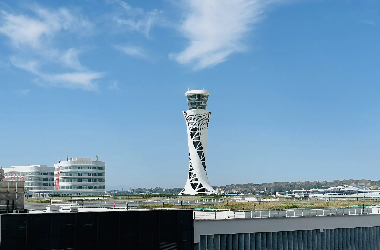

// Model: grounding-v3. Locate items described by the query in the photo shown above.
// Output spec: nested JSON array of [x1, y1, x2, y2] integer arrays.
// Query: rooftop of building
[[57, 155, 104, 164], [4, 165, 53, 172], [185, 89, 210, 96]]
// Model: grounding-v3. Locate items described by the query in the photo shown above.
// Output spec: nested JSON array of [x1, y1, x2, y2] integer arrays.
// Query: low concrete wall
[[195, 227, 380, 250], [194, 214, 380, 243]]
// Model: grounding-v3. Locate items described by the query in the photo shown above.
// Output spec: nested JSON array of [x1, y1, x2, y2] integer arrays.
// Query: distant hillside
[[107, 179, 380, 195], [214, 179, 380, 194]]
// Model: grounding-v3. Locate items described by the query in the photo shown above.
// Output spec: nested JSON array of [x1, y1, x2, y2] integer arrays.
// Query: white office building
[[3, 165, 55, 198], [54, 156, 105, 196], [179, 90, 216, 195]]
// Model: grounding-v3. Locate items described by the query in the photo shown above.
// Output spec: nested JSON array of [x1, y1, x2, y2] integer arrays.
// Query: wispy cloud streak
[[108, 80, 120, 90], [10, 57, 103, 91], [114, 45, 147, 59], [0, 6, 102, 91], [170, 0, 268, 70], [0, 8, 91, 49], [17, 89, 31, 96], [107, 0, 162, 38], [359, 20, 376, 26]]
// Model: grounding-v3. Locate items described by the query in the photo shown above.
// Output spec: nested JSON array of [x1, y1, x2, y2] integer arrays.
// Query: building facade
[[180, 90, 215, 195], [3, 165, 54, 198], [54, 156, 105, 196], [0, 168, 25, 211]]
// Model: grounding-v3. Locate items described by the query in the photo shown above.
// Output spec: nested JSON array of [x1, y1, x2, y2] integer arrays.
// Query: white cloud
[[10, 57, 40, 74], [360, 20, 376, 26], [114, 45, 146, 58], [0, 6, 102, 91], [59, 48, 86, 71], [170, 0, 268, 70], [11, 57, 102, 92], [34, 7, 93, 34], [0, 60, 10, 69], [17, 89, 31, 96], [108, 80, 120, 90], [0, 7, 91, 49], [108, 0, 162, 38], [0, 11, 50, 49], [44, 72, 103, 91]]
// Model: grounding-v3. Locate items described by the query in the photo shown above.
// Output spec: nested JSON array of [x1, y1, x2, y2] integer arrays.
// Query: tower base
[[179, 179, 216, 195]]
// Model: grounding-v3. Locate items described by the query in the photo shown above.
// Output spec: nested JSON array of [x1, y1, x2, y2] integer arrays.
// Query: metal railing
[[194, 207, 373, 220]]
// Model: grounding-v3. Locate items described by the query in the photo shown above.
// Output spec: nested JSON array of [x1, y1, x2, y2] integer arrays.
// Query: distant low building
[[3, 165, 54, 198], [288, 185, 380, 198], [54, 156, 105, 196]]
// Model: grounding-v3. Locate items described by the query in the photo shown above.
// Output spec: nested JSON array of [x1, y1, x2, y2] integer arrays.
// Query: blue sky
[[0, 0, 380, 189]]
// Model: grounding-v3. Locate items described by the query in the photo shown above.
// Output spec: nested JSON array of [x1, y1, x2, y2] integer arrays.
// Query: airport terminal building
[[54, 156, 105, 196], [2, 156, 106, 197], [3, 165, 54, 198]]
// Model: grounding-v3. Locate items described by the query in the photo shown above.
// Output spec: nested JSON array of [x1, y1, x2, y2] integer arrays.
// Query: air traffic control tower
[[179, 90, 216, 195]]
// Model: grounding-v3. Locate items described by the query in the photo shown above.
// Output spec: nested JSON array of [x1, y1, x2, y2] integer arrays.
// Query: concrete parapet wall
[[195, 227, 380, 250], [194, 214, 380, 243]]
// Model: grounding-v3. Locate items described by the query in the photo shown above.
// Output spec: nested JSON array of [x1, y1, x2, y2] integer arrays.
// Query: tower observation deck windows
[[186, 94, 209, 110]]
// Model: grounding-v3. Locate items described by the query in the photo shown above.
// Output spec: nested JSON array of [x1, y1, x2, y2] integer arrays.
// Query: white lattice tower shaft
[[179, 90, 215, 195]]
